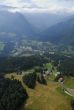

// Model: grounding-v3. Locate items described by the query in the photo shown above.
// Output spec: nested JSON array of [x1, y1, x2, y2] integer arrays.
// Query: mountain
[[0, 10, 73, 44], [24, 12, 71, 32], [0, 11, 35, 56], [0, 10, 34, 41], [39, 16, 74, 45]]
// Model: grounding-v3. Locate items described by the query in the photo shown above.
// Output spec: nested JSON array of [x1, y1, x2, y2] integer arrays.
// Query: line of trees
[[23, 69, 47, 89]]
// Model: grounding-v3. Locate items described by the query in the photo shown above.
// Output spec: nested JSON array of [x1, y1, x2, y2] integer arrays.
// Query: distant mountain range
[[0, 11, 34, 40], [0, 10, 74, 46], [24, 12, 70, 32], [39, 16, 74, 45]]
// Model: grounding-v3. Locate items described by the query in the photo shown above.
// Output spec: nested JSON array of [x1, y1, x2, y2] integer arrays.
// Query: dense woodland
[[0, 77, 28, 110], [0, 53, 74, 76], [0, 55, 48, 73]]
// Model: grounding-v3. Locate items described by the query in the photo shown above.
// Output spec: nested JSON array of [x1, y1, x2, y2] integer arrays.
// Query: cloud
[[0, 0, 74, 14]]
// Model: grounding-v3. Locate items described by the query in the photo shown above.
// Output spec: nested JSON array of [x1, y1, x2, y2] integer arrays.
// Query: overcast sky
[[0, 0, 74, 13]]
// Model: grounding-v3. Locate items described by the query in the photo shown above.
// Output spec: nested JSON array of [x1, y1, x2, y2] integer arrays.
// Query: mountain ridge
[[38, 16, 74, 45]]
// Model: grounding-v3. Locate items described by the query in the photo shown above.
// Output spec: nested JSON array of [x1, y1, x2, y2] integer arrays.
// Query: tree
[[37, 74, 47, 85], [23, 72, 37, 89], [71, 99, 74, 110]]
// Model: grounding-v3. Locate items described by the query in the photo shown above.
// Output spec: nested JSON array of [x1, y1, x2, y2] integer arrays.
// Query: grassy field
[[44, 63, 52, 70], [64, 77, 74, 89], [5, 73, 72, 110], [24, 82, 72, 110]]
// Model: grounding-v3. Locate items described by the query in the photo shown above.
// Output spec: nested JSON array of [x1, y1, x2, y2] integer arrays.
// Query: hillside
[[0, 11, 34, 39], [39, 16, 74, 45], [24, 12, 69, 32], [5, 72, 73, 110], [1, 52, 74, 110]]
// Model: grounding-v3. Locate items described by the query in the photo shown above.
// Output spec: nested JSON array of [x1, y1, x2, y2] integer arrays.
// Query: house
[[58, 77, 64, 83]]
